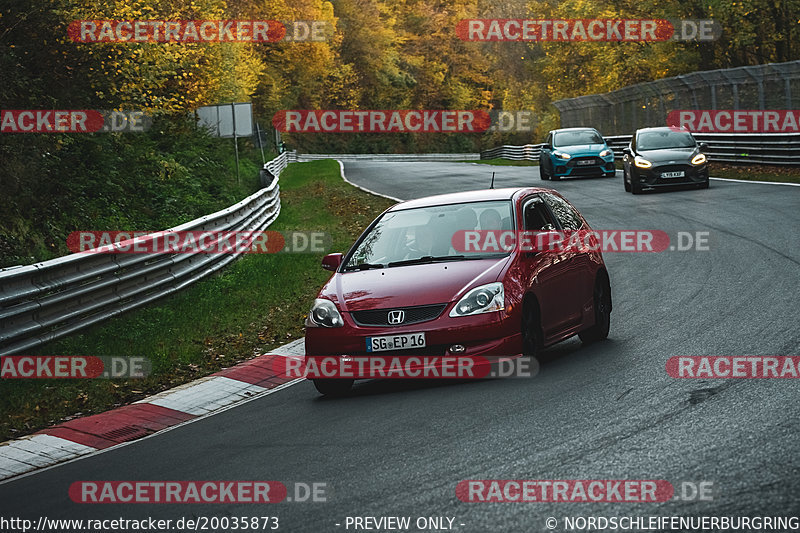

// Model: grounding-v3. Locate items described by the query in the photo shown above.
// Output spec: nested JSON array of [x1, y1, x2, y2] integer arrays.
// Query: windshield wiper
[[342, 262, 385, 271], [387, 255, 468, 267]]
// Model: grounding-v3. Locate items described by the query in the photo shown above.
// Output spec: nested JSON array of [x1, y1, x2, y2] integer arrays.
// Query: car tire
[[630, 175, 642, 195], [522, 299, 543, 359], [313, 378, 354, 397], [578, 275, 612, 344], [623, 169, 631, 192], [539, 163, 549, 180]]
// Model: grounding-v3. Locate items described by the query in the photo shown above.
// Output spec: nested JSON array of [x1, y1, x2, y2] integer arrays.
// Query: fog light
[[449, 344, 466, 354]]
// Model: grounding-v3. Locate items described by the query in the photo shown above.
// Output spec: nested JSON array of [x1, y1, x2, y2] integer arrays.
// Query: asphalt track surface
[[1, 162, 799, 532]]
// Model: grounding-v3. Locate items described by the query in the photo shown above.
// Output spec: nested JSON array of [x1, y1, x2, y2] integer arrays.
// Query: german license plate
[[577, 159, 594, 166], [366, 332, 426, 352], [662, 171, 684, 178]]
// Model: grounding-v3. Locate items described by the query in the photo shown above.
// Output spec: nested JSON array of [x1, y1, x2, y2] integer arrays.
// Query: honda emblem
[[388, 310, 405, 324]]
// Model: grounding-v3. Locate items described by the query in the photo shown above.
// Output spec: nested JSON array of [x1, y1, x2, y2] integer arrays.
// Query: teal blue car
[[539, 128, 615, 181]]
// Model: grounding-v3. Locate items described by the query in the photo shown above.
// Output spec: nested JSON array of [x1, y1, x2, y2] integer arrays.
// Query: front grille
[[570, 166, 605, 176], [652, 164, 693, 184], [568, 156, 601, 168], [351, 304, 448, 327], [654, 163, 690, 173]]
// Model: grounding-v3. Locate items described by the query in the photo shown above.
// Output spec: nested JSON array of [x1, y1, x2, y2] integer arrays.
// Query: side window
[[523, 196, 556, 231], [542, 193, 583, 230], [545, 132, 552, 147], [631, 134, 637, 151]]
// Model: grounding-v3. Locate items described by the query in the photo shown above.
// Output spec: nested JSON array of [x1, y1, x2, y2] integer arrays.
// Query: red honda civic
[[304, 187, 612, 396]]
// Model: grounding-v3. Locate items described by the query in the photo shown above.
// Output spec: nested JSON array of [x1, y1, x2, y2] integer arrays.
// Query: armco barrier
[[297, 153, 480, 162], [0, 151, 295, 356], [481, 134, 800, 165]]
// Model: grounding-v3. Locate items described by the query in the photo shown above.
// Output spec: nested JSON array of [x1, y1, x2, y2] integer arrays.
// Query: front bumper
[[553, 156, 615, 177], [631, 163, 709, 188], [305, 306, 522, 360]]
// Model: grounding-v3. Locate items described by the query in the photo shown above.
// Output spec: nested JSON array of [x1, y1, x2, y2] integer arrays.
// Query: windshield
[[342, 200, 513, 270], [637, 130, 697, 150], [553, 130, 603, 147]]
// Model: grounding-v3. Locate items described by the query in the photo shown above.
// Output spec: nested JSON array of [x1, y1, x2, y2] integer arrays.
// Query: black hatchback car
[[622, 127, 709, 194]]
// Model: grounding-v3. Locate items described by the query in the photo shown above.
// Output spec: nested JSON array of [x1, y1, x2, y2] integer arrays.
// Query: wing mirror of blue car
[[321, 253, 343, 271], [542, 143, 551, 150]]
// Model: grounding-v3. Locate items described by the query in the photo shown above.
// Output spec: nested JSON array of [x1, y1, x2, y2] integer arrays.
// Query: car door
[[541, 192, 594, 331], [540, 131, 553, 172], [518, 194, 575, 339]]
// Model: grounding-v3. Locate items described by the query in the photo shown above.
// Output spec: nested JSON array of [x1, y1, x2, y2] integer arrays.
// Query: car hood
[[638, 147, 697, 163], [554, 143, 607, 155], [322, 257, 512, 312]]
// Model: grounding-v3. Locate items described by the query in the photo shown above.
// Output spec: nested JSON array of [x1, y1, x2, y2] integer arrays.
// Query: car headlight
[[553, 150, 571, 160], [634, 156, 652, 169], [691, 153, 707, 165], [306, 298, 344, 327], [599, 149, 612, 157], [449, 282, 504, 317]]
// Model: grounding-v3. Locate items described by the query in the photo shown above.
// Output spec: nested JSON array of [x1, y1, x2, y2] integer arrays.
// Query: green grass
[[615, 159, 800, 183], [0, 160, 395, 441], [0, 120, 270, 268], [460, 158, 539, 166], [709, 163, 800, 184]]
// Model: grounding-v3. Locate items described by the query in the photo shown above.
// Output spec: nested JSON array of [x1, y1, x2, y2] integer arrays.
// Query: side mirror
[[321, 253, 343, 271], [622, 147, 632, 156], [699, 142, 709, 152], [524, 226, 558, 258], [542, 143, 551, 150]]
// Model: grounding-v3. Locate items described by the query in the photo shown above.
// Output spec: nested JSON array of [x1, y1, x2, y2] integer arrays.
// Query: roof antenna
[[490, 171, 495, 189]]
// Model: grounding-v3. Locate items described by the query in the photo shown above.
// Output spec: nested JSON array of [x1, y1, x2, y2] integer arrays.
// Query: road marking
[[0, 378, 303, 485], [710, 176, 800, 186], [335, 160, 403, 202]]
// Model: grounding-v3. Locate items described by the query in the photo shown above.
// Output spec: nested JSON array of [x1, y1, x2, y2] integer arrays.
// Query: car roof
[[550, 127, 599, 133], [636, 126, 689, 133], [389, 187, 551, 211]]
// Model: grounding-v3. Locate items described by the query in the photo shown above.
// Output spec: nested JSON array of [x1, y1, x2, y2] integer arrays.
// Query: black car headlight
[[306, 298, 344, 327], [449, 282, 504, 317]]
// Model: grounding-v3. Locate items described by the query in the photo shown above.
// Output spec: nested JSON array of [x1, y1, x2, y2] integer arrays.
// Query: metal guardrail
[[481, 134, 800, 165], [297, 153, 480, 162], [604, 134, 800, 165], [0, 152, 295, 356], [481, 144, 544, 161]]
